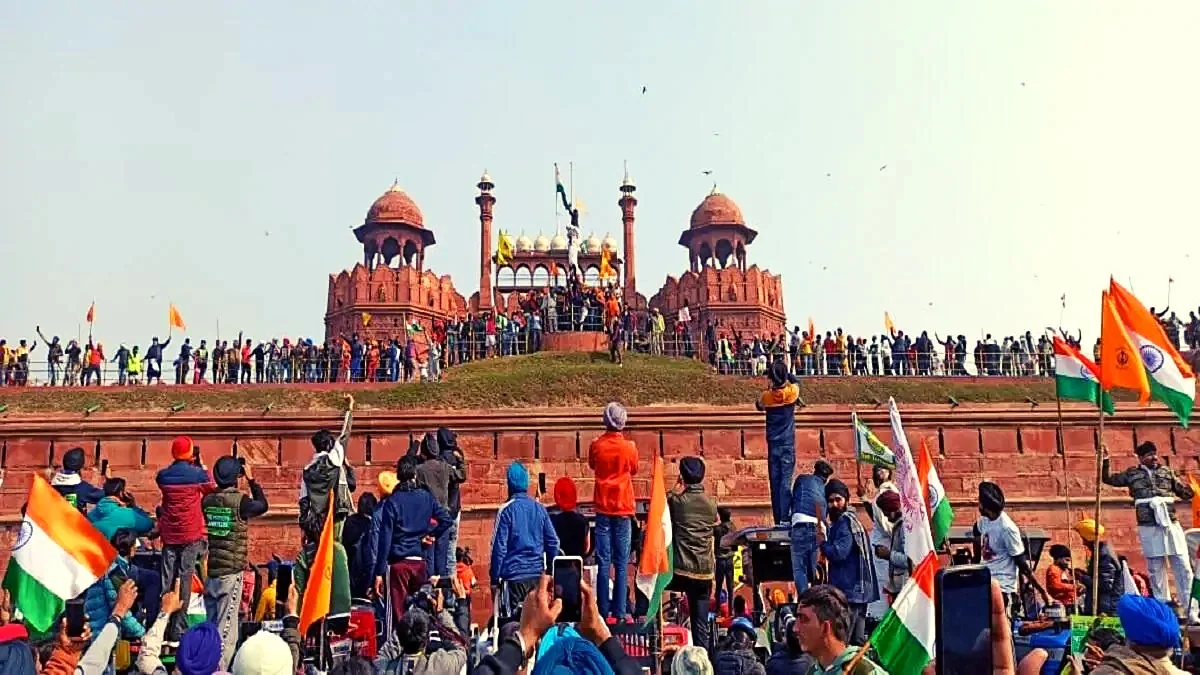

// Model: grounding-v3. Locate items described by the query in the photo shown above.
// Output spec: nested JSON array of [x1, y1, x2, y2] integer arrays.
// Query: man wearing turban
[[1102, 441, 1195, 611], [871, 489, 910, 599], [971, 481, 1048, 617], [819, 478, 878, 645], [1091, 595, 1187, 673], [1073, 519, 1124, 616]]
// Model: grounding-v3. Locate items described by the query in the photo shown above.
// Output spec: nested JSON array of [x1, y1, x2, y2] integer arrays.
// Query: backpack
[[298, 457, 352, 538]]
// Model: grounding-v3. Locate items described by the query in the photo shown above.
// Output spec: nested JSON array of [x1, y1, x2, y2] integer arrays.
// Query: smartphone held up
[[935, 565, 993, 675]]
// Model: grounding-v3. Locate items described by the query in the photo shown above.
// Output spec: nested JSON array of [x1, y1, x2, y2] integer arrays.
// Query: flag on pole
[[807, 317, 815, 340], [168, 304, 187, 331], [2, 475, 117, 633], [1108, 279, 1196, 426], [497, 231, 514, 265], [871, 555, 938, 675], [1099, 291, 1150, 401], [361, 312, 372, 327], [86, 303, 95, 324], [299, 497, 335, 636], [869, 398, 938, 675], [407, 321, 423, 334], [917, 438, 953, 548], [635, 457, 674, 626], [853, 413, 895, 468], [555, 164, 570, 212], [884, 312, 896, 334], [1053, 336, 1115, 414]]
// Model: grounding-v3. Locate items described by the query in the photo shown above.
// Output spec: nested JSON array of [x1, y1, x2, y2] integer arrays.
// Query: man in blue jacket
[[755, 361, 800, 526], [374, 456, 452, 625], [51, 447, 105, 513], [490, 462, 559, 617], [789, 460, 833, 594], [820, 478, 878, 646]]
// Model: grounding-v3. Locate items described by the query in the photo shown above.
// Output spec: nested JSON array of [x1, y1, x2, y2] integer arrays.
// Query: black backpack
[[298, 458, 352, 538]]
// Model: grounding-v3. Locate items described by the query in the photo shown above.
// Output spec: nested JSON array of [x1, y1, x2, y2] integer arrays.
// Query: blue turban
[[176, 621, 222, 675], [506, 462, 529, 494], [531, 636, 614, 675], [603, 402, 627, 431], [1117, 594, 1179, 648]]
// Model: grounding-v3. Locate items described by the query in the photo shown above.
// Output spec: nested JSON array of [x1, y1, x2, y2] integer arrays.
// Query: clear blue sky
[[3, 1, 1198, 350]]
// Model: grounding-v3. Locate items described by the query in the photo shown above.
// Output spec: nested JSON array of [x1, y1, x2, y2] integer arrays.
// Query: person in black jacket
[[51, 447, 105, 513], [437, 427, 467, 568], [475, 575, 642, 675], [1073, 518, 1123, 616], [144, 336, 170, 385]]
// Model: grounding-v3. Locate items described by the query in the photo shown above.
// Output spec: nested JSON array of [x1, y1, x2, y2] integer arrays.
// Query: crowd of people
[[4, 297, 1197, 388]]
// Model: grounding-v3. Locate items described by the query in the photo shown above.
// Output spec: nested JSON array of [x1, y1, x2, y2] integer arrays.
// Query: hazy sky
[[3, 2, 1199, 350]]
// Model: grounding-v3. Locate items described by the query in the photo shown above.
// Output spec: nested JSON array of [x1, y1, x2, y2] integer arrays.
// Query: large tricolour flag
[[635, 457, 673, 625], [2, 475, 116, 633], [1108, 279, 1196, 427], [871, 399, 937, 675], [1053, 336, 1115, 414]]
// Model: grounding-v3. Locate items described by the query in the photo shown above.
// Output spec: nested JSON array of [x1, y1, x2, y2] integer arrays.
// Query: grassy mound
[[0, 353, 1070, 413]]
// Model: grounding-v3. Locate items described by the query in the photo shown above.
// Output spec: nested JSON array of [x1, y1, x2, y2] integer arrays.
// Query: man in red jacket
[[587, 402, 638, 620], [155, 435, 215, 643]]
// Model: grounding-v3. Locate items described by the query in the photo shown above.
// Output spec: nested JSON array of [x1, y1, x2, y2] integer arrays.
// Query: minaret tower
[[619, 163, 638, 305], [476, 171, 496, 312]]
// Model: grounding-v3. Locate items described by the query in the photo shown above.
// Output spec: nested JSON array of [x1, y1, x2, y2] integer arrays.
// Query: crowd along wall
[[0, 403, 1197, 621]]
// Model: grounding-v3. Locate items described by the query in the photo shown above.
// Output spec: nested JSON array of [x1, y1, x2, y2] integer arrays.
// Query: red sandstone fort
[[324, 171, 786, 346]]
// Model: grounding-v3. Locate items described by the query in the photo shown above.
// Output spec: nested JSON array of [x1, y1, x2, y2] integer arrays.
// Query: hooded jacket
[[551, 478, 588, 557], [489, 478, 559, 584], [437, 428, 467, 517], [668, 484, 718, 580], [50, 471, 105, 513], [83, 556, 147, 640], [87, 496, 155, 542]]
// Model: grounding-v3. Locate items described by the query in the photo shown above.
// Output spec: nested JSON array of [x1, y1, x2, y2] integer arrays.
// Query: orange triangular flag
[[168, 304, 187, 331], [1187, 473, 1200, 528], [1099, 291, 1149, 402], [299, 497, 334, 635], [86, 303, 96, 324]]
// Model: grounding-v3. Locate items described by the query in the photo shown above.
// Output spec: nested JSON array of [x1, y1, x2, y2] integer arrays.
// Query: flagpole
[[852, 407, 864, 493], [1091, 405, 1104, 611], [1055, 392, 1081, 615]]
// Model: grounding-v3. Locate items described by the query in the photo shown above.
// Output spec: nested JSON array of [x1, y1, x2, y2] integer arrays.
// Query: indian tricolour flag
[[2, 475, 116, 633], [917, 438, 953, 549], [635, 457, 673, 626], [1109, 279, 1196, 427], [871, 398, 938, 675], [1053, 336, 1115, 414]]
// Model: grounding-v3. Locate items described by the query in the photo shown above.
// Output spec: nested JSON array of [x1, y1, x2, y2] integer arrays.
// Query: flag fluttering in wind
[[917, 437, 952, 549], [807, 317, 815, 340], [168, 304, 187, 331], [496, 231, 514, 265], [870, 398, 938, 675], [555, 163, 570, 212], [853, 413, 895, 469], [1108, 279, 1195, 426], [299, 498, 335, 635], [1099, 290, 1150, 401], [884, 311, 896, 334], [1188, 473, 1200, 527], [361, 312, 372, 327], [2, 475, 117, 633], [1053, 336, 1115, 414], [635, 457, 674, 626], [86, 303, 95, 324], [599, 246, 616, 280]]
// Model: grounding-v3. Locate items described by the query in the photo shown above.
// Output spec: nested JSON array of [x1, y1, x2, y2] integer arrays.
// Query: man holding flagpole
[[1103, 441, 1195, 612]]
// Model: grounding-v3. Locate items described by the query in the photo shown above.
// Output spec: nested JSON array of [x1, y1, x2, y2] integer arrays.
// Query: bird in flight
[[701, 170, 713, 176], [641, 86, 647, 94], [826, 173, 831, 177], [879, 165, 887, 171]]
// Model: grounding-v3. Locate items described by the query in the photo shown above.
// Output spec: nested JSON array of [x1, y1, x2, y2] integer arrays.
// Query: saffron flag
[[86, 303, 95, 324], [807, 318, 815, 340], [1108, 279, 1196, 426], [496, 231, 514, 265], [917, 438, 953, 549], [599, 246, 616, 280], [361, 312, 372, 327], [299, 497, 335, 636], [168, 304, 187, 331], [1053, 336, 1115, 414], [871, 555, 938, 675], [1189, 473, 1200, 528], [885, 311, 896, 334], [635, 457, 674, 626], [2, 475, 117, 633], [853, 412, 895, 469], [1099, 291, 1149, 401]]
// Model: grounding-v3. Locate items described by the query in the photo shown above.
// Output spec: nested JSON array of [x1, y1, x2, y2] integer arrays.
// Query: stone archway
[[402, 240, 420, 267], [715, 239, 734, 269], [381, 237, 401, 268], [697, 242, 713, 268]]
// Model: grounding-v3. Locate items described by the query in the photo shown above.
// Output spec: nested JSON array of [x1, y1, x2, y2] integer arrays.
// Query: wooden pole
[[1091, 407, 1105, 610], [1055, 394, 1081, 615]]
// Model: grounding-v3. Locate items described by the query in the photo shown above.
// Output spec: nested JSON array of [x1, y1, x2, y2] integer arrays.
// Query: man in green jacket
[[666, 456, 718, 653]]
